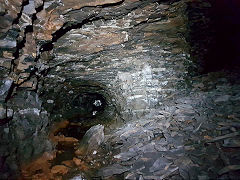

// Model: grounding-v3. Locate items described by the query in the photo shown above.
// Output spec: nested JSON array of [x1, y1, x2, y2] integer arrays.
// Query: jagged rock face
[[50, 1, 189, 120], [0, 0, 195, 178], [1, 0, 240, 179]]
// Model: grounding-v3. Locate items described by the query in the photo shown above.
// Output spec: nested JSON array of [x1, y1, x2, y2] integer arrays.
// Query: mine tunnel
[[0, 0, 240, 179]]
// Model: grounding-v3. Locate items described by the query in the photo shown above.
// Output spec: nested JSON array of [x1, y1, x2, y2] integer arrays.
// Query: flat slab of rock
[[97, 164, 130, 177]]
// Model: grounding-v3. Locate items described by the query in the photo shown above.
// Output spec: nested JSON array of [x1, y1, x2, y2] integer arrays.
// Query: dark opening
[[186, 0, 240, 74], [70, 92, 106, 121]]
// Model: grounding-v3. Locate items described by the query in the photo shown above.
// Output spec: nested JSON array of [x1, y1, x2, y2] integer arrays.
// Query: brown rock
[[21, 152, 56, 179], [56, 29, 126, 55], [35, 9, 64, 41], [0, 58, 12, 69], [72, 157, 90, 171], [73, 157, 82, 166], [23, 33, 37, 57], [75, 148, 85, 156], [0, 0, 24, 32], [49, 120, 70, 143], [19, 78, 37, 89], [3, 51, 14, 59], [60, 0, 122, 12], [16, 55, 34, 72], [54, 136, 79, 147], [51, 165, 69, 175], [61, 160, 75, 168]]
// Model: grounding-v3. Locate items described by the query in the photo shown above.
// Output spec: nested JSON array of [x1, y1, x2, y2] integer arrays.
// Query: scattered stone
[[218, 165, 240, 175], [98, 164, 130, 177], [207, 132, 240, 143], [61, 160, 74, 168], [214, 95, 231, 103], [0, 58, 12, 69], [0, 78, 13, 100], [1, 0, 240, 179], [51, 165, 69, 175], [114, 151, 138, 161], [149, 157, 172, 173], [73, 157, 82, 166], [54, 136, 79, 147], [70, 174, 84, 180]]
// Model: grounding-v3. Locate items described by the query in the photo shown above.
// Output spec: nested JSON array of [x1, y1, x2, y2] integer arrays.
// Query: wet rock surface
[[0, 0, 240, 179]]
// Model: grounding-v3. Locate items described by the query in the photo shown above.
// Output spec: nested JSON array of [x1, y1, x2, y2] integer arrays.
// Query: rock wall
[[51, 1, 189, 120], [0, 0, 217, 178]]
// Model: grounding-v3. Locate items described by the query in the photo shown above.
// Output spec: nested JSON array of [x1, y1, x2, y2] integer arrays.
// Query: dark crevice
[[32, 2, 44, 22], [0, 116, 13, 126], [11, 24, 34, 74], [4, 83, 15, 103], [156, 0, 181, 4], [97, 0, 124, 8], [12, 0, 29, 25], [11, 0, 44, 76], [39, 16, 101, 52], [25, 25, 33, 33]]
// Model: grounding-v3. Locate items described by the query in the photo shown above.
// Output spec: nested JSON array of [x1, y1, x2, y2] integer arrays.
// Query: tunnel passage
[[52, 92, 107, 140], [35, 79, 120, 178], [41, 79, 118, 132], [71, 92, 106, 120]]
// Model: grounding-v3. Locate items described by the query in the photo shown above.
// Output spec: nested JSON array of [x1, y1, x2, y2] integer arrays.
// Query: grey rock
[[198, 174, 210, 180], [23, 0, 36, 15], [223, 138, 240, 148], [149, 157, 172, 173], [154, 145, 168, 152], [98, 164, 130, 177], [114, 151, 138, 161], [0, 39, 16, 48], [70, 174, 84, 180], [80, 124, 104, 154], [124, 172, 138, 179], [0, 3, 5, 15], [0, 106, 13, 119], [139, 143, 156, 153], [154, 166, 179, 178], [214, 95, 230, 103], [0, 107, 6, 119], [0, 79, 13, 100], [0, 58, 12, 69]]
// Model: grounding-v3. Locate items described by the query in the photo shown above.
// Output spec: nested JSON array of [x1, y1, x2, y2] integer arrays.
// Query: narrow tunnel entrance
[[53, 92, 107, 140], [71, 93, 106, 121], [30, 80, 119, 179]]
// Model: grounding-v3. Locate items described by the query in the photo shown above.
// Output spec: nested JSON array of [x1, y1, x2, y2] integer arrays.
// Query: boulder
[[75, 124, 104, 155]]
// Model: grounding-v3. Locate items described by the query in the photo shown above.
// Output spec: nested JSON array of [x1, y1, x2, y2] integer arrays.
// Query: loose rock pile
[[0, 0, 240, 179], [97, 72, 240, 179]]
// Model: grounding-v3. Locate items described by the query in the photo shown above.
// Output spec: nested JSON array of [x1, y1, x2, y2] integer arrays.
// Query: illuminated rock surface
[[0, 0, 240, 179]]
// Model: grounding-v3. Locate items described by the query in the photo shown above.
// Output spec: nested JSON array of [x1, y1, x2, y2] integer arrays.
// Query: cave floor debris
[[99, 73, 240, 180], [1, 0, 240, 179], [20, 72, 240, 180]]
